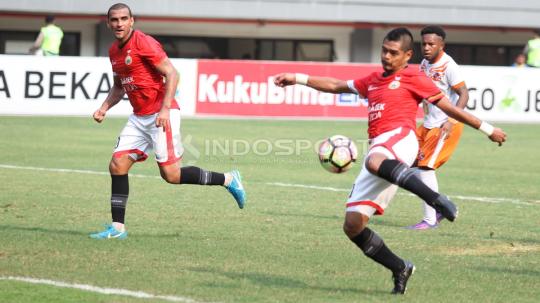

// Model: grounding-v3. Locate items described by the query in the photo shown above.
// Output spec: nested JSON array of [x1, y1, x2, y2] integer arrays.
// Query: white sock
[[112, 222, 125, 232], [418, 169, 439, 225], [224, 172, 232, 187]]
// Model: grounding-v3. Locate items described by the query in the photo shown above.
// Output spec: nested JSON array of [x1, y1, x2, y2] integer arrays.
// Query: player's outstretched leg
[[178, 166, 246, 209], [377, 159, 458, 221]]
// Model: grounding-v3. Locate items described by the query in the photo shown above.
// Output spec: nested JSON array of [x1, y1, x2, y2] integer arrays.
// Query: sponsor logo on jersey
[[368, 103, 385, 122], [121, 76, 134, 85]]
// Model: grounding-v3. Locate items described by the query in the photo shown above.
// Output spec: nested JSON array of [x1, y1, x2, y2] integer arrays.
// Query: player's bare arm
[[93, 76, 124, 123], [453, 85, 469, 109], [273, 73, 353, 94], [154, 58, 179, 130], [435, 97, 507, 145], [441, 84, 469, 136]]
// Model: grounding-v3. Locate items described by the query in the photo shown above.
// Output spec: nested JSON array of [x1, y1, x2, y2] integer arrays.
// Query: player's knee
[[160, 173, 176, 184], [160, 170, 179, 184], [365, 154, 384, 174], [109, 159, 122, 175], [343, 219, 366, 239]]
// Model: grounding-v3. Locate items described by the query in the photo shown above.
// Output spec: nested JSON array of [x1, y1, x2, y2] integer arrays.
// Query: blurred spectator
[[29, 15, 64, 56], [512, 53, 527, 68], [523, 29, 540, 67]]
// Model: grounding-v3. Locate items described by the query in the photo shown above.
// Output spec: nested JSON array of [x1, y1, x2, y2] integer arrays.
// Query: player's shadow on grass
[[0, 225, 181, 239], [185, 266, 389, 295], [0, 225, 89, 236]]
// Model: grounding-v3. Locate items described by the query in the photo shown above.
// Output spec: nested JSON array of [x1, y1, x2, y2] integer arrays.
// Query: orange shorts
[[416, 122, 463, 169]]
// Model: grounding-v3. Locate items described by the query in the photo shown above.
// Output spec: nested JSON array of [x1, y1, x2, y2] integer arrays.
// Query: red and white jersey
[[348, 67, 444, 139], [109, 30, 179, 115], [420, 52, 465, 128]]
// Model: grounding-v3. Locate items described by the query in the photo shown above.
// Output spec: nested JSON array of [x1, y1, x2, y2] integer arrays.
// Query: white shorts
[[346, 127, 418, 217], [113, 109, 184, 166]]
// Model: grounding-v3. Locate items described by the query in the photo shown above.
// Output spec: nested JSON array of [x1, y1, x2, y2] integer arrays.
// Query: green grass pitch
[[1, 116, 539, 303]]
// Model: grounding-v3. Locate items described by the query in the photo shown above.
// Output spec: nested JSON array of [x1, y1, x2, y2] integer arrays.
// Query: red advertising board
[[196, 60, 385, 118]]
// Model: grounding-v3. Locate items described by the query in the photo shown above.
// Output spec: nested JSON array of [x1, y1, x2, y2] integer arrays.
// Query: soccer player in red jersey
[[274, 28, 506, 294], [90, 3, 245, 240]]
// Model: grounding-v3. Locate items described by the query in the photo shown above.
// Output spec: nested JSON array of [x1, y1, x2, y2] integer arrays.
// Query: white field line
[[266, 182, 537, 206], [0, 276, 212, 303], [0, 164, 161, 179], [1, 164, 537, 206]]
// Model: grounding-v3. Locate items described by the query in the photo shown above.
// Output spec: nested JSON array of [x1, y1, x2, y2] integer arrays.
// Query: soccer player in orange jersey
[[406, 25, 469, 230]]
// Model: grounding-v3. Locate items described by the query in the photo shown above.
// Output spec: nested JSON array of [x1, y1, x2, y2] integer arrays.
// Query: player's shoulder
[[133, 30, 160, 46], [402, 66, 426, 78], [108, 40, 119, 57], [441, 52, 460, 67], [356, 71, 381, 84]]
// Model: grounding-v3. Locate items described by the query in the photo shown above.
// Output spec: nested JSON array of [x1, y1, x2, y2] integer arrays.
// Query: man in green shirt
[[524, 29, 540, 67], [30, 15, 64, 56]]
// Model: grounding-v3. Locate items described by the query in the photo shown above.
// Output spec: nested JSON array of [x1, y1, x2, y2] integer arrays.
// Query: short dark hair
[[384, 27, 414, 51], [421, 25, 446, 40], [45, 15, 55, 24], [107, 3, 133, 19]]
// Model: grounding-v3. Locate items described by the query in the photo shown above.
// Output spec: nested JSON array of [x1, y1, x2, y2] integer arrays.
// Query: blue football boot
[[89, 224, 128, 240], [226, 170, 246, 209]]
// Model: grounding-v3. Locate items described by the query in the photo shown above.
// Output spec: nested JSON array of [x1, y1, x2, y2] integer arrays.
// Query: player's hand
[[489, 128, 507, 146], [93, 108, 107, 123], [156, 107, 170, 131], [273, 73, 296, 87], [440, 121, 454, 139]]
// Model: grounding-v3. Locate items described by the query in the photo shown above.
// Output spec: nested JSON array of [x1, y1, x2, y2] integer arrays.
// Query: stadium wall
[[0, 14, 533, 63], [1, 55, 539, 122]]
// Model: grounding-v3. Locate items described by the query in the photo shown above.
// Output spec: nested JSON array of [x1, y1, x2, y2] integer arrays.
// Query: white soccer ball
[[318, 135, 358, 173]]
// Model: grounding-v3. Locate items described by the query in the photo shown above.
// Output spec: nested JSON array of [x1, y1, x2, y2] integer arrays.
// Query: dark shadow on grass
[[484, 235, 540, 245], [0, 225, 181, 239], [185, 266, 389, 295], [0, 224, 89, 236]]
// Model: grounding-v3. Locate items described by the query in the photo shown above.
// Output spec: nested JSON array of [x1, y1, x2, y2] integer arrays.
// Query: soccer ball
[[318, 135, 358, 173]]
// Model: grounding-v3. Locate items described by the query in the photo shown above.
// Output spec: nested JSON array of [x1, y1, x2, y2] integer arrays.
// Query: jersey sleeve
[[349, 76, 369, 97], [137, 34, 168, 67], [446, 60, 466, 90], [411, 74, 444, 104]]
